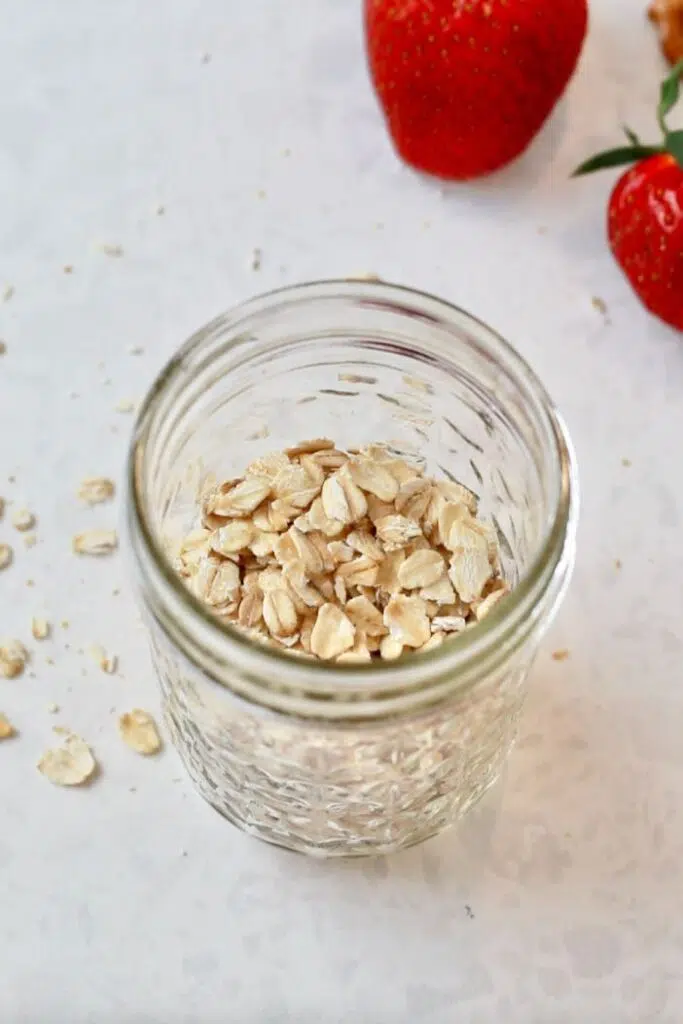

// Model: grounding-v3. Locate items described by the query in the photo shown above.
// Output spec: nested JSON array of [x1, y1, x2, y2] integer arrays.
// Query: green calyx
[[573, 59, 683, 176]]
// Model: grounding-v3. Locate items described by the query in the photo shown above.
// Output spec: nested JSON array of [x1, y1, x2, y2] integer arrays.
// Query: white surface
[[1, 1, 683, 1020]]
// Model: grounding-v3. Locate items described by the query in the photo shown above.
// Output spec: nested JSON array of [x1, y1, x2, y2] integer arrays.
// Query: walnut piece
[[649, 0, 683, 67]]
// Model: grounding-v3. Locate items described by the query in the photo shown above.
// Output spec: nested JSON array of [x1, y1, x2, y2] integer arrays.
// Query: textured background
[[1, 0, 682, 1020]]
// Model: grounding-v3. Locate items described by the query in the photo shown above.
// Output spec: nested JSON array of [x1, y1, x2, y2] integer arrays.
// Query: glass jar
[[126, 280, 578, 858]]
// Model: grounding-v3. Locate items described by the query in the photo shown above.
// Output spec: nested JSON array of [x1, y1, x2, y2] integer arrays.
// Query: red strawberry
[[574, 60, 683, 332], [364, 0, 588, 180]]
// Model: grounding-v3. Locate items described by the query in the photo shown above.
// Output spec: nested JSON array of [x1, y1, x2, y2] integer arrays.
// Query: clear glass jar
[[125, 280, 578, 858]]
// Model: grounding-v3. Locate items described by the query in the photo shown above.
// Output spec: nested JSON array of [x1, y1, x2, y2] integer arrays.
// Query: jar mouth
[[126, 280, 578, 716]]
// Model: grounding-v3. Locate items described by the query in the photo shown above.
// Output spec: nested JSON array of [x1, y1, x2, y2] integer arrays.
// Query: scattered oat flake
[[31, 617, 50, 640], [12, 508, 35, 532], [47, 703, 60, 714], [614, 558, 623, 571], [0, 543, 12, 570], [2, 285, 15, 302], [89, 644, 117, 674], [591, 296, 608, 316], [621, 457, 632, 468], [101, 243, 124, 257], [73, 529, 118, 555], [118, 709, 162, 755], [115, 399, 135, 414], [552, 648, 570, 662], [0, 341, 6, 355], [23, 533, 37, 548], [37, 732, 97, 786], [0, 713, 16, 739], [0, 639, 27, 678], [78, 477, 115, 505]]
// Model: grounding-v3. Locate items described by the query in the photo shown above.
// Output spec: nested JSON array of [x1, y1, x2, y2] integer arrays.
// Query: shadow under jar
[[126, 280, 578, 858]]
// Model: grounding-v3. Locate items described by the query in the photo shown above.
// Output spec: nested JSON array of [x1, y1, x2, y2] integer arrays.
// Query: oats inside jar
[[172, 440, 510, 662]]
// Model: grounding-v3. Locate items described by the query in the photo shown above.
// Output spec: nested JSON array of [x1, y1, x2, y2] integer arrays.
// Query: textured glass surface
[[130, 284, 575, 856], [151, 623, 530, 856]]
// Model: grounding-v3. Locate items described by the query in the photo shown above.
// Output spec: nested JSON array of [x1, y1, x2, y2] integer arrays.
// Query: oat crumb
[[621, 457, 632, 468], [118, 709, 162, 755], [31, 617, 50, 640], [2, 285, 15, 302], [0, 713, 16, 739], [89, 644, 117, 674], [0, 639, 28, 678], [37, 732, 97, 786], [63, 265, 74, 274], [78, 477, 115, 505], [349, 272, 381, 282], [0, 543, 12, 571], [12, 508, 35, 532], [551, 648, 571, 662], [72, 529, 118, 556], [101, 243, 124, 258]]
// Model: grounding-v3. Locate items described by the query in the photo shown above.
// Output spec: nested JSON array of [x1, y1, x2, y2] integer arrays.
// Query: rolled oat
[[173, 440, 509, 663]]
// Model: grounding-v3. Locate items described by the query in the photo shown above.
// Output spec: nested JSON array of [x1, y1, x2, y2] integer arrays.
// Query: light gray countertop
[[1, 1, 682, 1020]]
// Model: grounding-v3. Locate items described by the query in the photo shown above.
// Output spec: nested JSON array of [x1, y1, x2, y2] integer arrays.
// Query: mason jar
[[125, 280, 578, 858]]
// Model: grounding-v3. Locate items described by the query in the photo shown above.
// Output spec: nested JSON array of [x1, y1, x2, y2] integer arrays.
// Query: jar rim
[[126, 279, 578, 717]]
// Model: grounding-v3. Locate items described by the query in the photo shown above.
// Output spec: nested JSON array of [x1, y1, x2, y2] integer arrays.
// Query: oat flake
[[37, 733, 97, 786], [0, 713, 16, 739], [118, 709, 162, 755]]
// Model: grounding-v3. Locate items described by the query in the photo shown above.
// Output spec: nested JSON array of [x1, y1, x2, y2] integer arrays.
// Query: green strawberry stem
[[574, 58, 683, 175]]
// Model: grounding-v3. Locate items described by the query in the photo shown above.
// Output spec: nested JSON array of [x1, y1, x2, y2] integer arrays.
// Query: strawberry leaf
[[573, 146, 662, 177], [622, 125, 641, 146], [666, 129, 683, 169], [658, 59, 683, 133]]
